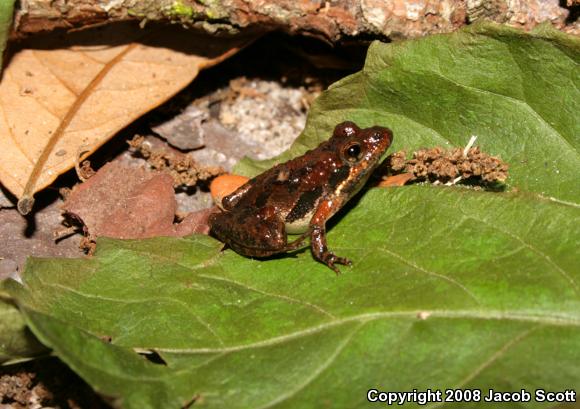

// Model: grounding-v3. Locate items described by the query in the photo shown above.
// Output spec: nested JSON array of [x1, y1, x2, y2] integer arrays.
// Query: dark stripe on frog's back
[[254, 189, 271, 208], [284, 157, 351, 223], [242, 165, 288, 208], [280, 164, 310, 194], [286, 185, 323, 223]]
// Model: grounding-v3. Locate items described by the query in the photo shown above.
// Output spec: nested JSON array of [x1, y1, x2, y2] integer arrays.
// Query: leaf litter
[[54, 36, 327, 252], [60, 74, 318, 246], [0, 29, 361, 408], [0, 23, 252, 215], [62, 160, 219, 245], [1, 31, 327, 276]]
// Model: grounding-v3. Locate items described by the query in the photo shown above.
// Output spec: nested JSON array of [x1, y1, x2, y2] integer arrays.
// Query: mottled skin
[[209, 121, 393, 273]]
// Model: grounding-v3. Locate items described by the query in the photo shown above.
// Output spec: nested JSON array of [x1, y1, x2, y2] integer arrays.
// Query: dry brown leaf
[[377, 173, 414, 187], [209, 173, 249, 206], [0, 25, 252, 215]]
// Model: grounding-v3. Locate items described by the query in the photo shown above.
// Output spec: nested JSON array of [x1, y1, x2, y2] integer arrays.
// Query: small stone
[[152, 105, 208, 150]]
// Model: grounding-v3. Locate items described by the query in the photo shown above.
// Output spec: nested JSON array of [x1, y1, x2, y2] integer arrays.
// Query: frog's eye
[[343, 142, 362, 162]]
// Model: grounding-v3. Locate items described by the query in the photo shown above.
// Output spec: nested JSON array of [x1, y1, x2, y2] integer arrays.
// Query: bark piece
[[13, 0, 573, 41]]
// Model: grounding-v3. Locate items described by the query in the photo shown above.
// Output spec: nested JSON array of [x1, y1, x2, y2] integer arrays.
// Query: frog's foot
[[310, 225, 351, 275], [319, 252, 352, 275]]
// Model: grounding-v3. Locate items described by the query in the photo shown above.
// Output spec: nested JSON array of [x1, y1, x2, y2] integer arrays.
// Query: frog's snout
[[365, 126, 393, 155], [371, 126, 393, 146]]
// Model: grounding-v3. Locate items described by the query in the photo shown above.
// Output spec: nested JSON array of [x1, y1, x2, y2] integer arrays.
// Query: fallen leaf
[[209, 174, 249, 206], [377, 173, 414, 187], [0, 24, 251, 215], [63, 161, 213, 239]]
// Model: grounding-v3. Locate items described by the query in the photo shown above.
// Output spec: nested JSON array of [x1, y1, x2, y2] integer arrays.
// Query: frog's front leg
[[309, 200, 352, 274]]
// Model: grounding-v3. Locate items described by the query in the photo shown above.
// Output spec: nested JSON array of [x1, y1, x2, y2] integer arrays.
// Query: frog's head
[[333, 121, 393, 170], [326, 121, 393, 200]]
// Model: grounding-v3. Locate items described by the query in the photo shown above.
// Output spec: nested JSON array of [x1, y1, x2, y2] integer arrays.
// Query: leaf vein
[[37, 280, 225, 347], [429, 69, 578, 157], [156, 310, 580, 354], [257, 322, 364, 409], [464, 215, 578, 294], [198, 273, 336, 319], [455, 325, 541, 388]]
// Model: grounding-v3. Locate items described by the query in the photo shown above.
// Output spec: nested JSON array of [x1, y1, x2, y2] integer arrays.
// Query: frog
[[209, 121, 393, 273]]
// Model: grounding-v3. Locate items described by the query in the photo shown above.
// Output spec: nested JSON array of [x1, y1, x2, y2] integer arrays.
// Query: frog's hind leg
[[283, 231, 310, 252], [210, 207, 291, 258]]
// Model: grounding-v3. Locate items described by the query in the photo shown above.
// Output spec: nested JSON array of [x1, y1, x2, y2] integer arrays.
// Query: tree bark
[[13, 0, 577, 41]]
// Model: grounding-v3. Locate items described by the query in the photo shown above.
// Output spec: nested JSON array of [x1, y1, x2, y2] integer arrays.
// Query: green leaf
[[7, 22, 580, 408], [0, 290, 47, 364], [237, 23, 579, 205], [8, 186, 580, 408], [0, 0, 15, 70]]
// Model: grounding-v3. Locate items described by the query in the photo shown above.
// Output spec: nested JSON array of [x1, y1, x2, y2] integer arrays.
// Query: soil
[[0, 358, 110, 408]]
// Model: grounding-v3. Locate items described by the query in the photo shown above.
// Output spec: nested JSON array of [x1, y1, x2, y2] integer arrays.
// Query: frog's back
[[232, 143, 347, 231]]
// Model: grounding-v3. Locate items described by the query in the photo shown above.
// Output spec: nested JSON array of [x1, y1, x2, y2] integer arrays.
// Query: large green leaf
[[7, 23, 580, 408], [8, 187, 580, 408]]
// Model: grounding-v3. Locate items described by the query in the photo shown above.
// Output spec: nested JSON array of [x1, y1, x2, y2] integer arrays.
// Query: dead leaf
[[175, 207, 220, 236], [63, 161, 213, 239], [209, 174, 249, 206], [377, 173, 414, 187], [0, 24, 252, 215]]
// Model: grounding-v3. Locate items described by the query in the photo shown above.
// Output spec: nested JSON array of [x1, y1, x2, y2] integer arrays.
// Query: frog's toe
[[329, 264, 342, 275], [335, 256, 352, 266], [322, 253, 352, 275]]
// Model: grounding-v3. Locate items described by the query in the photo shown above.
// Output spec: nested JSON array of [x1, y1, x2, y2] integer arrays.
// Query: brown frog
[[209, 121, 393, 273]]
